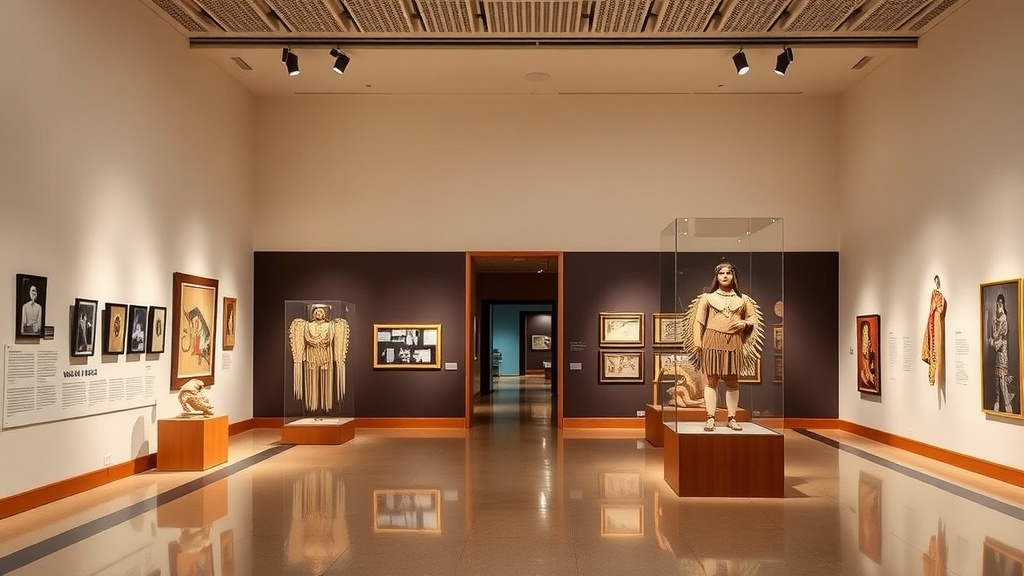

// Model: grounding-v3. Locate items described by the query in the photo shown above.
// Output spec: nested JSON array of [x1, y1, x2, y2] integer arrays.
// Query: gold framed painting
[[373, 324, 442, 369], [222, 296, 237, 350], [599, 350, 644, 383], [653, 313, 686, 347], [170, 272, 218, 390], [599, 312, 644, 347]]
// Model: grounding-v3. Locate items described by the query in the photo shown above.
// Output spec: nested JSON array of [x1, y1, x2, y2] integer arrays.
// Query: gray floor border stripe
[[0, 444, 293, 575], [796, 428, 1024, 521]]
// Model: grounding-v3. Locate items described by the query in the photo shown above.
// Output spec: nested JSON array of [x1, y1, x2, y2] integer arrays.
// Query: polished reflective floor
[[2, 376, 1024, 575]]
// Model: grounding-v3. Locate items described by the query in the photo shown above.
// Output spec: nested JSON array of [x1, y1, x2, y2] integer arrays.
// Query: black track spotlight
[[732, 49, 749, 75], [282, 47, 300, 76], [775, 46, 794, 76], [329, 49, 350, 74]]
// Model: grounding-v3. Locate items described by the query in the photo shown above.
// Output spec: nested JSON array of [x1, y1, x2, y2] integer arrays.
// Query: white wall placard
[[3, 345, 158, 429]]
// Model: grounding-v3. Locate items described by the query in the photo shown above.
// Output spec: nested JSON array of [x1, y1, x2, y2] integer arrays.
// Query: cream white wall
[[0, 0, 256, 498], [254, 93, 841, 251], [839, 0, 1024, 469]]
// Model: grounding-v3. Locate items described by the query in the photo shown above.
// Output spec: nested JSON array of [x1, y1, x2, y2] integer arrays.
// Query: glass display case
[[657, 218, 785, 497], [282, 300, 356, 444]]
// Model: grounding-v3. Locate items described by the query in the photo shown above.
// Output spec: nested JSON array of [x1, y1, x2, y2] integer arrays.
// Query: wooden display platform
[[157, 415, 228, 471], [644, 405, 750, 447], [280, 417, 355, 445], [663, 422, 784, 498]]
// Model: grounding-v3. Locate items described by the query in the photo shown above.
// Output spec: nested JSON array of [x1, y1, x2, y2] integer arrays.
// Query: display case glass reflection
[[373, 489, 441, 533]]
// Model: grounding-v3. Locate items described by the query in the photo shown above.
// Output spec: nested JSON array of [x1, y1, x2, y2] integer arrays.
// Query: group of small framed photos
[[372, 324, 442, 369], [71, 299, 166, 357]]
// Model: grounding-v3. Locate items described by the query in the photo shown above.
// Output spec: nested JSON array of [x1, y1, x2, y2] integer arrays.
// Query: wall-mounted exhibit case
[[282, 300, 355, 444], [658, 218, 784, 497]]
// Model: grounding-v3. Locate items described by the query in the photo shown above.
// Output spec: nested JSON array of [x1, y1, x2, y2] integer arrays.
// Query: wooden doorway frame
[[465, 251, 564, 428]]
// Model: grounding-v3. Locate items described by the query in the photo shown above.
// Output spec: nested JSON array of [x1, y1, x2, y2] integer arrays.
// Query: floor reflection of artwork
[[373, 489, 441, 533], [220, 529, 235, 576], [286, 469, 349, 574], [599, 472, 642, 499], [600, 506, 643, 536], [983, 537, 1024, 576], [168, 528, 214, 576], [858, 472, 883, 564], [922, 520, 947, 576]]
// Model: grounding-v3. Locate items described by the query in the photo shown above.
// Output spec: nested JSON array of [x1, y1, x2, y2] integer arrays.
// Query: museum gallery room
[[1, 0, 1023, 574]]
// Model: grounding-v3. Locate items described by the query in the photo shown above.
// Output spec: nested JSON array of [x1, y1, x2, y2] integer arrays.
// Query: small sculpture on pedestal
[[178, 378, 214, 417]]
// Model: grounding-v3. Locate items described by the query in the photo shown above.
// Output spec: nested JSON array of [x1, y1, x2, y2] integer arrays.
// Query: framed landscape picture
[[599, 312, 644, 347], [373, 324, 442, 369], [104, 303, 128, 355], [599, 350, 643, 383], [71, 298, 98, 357], [147, 306, 167, 354], [171, 272, 218, 390], [15, 273, 47, 338], [980, 279, 1023, 418], [653, 313, 686, 346], [531, 334, 551, 350], [856, 314, 881, 395], [223, 296, 236, 350]]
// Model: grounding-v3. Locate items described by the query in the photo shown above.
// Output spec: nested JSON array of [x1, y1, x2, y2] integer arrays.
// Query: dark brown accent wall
[[253, 252, 466, 418], [783, 252, 840, 418]]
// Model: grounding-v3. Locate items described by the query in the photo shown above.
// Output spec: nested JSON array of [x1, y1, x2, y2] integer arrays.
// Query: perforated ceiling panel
[[193, 0, 275, 32], [416, 0, 478, 33], [591, 0, 652, 33], [909, 0, 959, 31], [265, 0, 347, 33], [784, 0, 864, 31], [483, 2, 584, 33], [148, 0, 213, 32], [852, 0, 930, 31], [344, 0, 415, 33], [653, 0, 718, 33], [719, 0, 790, 32]]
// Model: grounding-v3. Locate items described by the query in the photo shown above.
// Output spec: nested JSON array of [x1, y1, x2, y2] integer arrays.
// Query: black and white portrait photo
[[128, 305, 148, 353], [72, 298, 98, 357], [981, 279, 1022, 417], [16, 273, 48, 338]]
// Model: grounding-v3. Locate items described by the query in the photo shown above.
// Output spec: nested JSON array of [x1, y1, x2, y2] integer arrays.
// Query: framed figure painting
[[171, 273, 218, 390], [71, 298, 98, 357], [104, 303, 128, 355], [653, 313, 685, 346], [856, 314, 881, 395], [599, 350, 644, 383], [15, 273, 47, 338], [223, 297, 236, 350], [147, 306, 167, 354], [127, 305, 148, 354], [980, 279, 1023, 417]]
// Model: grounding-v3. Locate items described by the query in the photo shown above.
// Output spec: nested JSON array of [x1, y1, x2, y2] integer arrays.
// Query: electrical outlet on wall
[[103, 454, 112, 467], [636, 410, 645, 417]]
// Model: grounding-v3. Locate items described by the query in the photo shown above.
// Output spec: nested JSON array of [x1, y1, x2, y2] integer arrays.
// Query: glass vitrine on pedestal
[[657, 218, 784, 497], [281, 300, 355, 445]]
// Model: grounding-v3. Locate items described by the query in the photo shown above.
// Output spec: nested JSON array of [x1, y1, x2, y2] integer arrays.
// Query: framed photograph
[[15, 273, 47, 338], [599, 350, 644, 383], [774, 355, 784, 383], [599, 312, 644, 347], [530, 334, 551, 350], [103, 303, 128, 355], [773, 323, 783, 352], [983, 537, 1024, 576], [171, 272, 218, 390], [373, 489, 441, 532], [600, 506, 644, 536], [858, 471, 882, 564], [147, 306, 167, 354], [373, 324, 442, 369], [856, 314, 881, 395], [126, 305, 148, 354], [223, 296, 237, 350], [600, 472, 642, 499], [980, 279, 1023, 418], [739, 358, 762, 383], [71, 298, 98, 357], [653, 313, 686, 346]]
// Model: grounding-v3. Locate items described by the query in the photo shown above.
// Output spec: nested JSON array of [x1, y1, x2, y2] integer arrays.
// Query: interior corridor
[[1, 380, 1023, 575]]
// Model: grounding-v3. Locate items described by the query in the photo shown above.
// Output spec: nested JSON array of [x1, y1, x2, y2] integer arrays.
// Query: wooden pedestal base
[[157, 415, 229, 471], [663, 422, 784, 498], [280, 417, 355, 445], [644, 405, 750, 447]]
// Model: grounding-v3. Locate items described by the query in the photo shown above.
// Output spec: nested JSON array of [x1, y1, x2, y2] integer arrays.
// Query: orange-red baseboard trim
[[563, 418, 644, 429], [355, 418, 466, 429], [837, 420, 1024, 488]]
